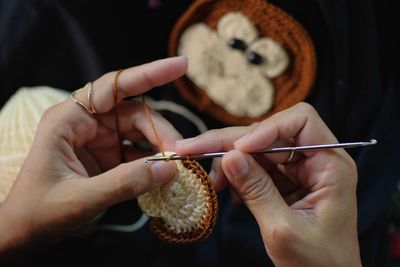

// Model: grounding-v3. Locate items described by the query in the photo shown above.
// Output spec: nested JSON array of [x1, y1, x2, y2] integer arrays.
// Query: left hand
[[0, 57, 187, 255]]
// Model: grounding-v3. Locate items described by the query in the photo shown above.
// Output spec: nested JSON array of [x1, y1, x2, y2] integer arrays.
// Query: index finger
[[74, 56, 187, 114], [174, 126, 252, 155], [234, 102, 338, 157]]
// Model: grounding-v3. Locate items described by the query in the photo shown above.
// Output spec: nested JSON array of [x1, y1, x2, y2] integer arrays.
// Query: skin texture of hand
[[0, 57, 188, 257], [176, 103, 362, 266]]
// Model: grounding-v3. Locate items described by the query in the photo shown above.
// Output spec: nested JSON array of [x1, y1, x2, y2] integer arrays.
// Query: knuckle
[[266, 223, 297, 257], [98, 71, 124, 97], [141, 69, 156, 89], [100, 71, 115, 83], [239, 171, 277, 205], [41, 105, 57, 122], [195, 129, 227, 149], [37, 105, 63, 134], [114, 166, 137, 200], [270, 223, 294, 243], [348, 157, 358, 176], [202, 128, 220, 138], [65, 198, 87, 221], [330, 152, 358, 188], [344, 156, 358, 187], [296, 102, 316, 115], [267, 114, 280, 127], [110, 164, 151, 201]]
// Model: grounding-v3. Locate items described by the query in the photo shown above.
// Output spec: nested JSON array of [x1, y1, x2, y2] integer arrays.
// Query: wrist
[[0, 203, 32, 258]]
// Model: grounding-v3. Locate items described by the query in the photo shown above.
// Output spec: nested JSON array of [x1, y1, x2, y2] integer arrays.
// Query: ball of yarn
[[0, 87, 68, 203]]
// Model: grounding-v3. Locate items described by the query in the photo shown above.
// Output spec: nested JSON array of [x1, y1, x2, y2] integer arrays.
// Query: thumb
[[81, 159, 177, 209], [221, 150, 290, 227]]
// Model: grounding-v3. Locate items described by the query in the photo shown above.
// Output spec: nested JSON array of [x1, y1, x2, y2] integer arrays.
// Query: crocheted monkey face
[[179, 12, 289, 118], [169, 0, 316, 125]]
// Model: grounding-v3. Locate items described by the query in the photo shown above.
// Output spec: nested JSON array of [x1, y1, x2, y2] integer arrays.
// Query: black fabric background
[[0, 0, 399, 266]]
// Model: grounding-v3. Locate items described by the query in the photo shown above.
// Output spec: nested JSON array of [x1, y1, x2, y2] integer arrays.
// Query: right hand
[[176, 103, 361, 266]]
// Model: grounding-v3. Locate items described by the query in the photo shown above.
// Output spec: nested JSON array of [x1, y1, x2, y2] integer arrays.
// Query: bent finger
[[234, 102, 339, 159], [94, 100, 183, 151], [72, 57, 187, 114], [176, 125, 303, 166], [175, 125, 254, 155]]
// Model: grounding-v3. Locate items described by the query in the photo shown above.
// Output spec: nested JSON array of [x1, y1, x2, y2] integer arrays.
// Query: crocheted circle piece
[[138, 152, 218, 243], [169, 0, 316, 125]]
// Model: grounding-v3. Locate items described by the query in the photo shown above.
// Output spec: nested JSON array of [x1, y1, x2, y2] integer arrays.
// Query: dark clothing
[[0, 0, 399, 266]]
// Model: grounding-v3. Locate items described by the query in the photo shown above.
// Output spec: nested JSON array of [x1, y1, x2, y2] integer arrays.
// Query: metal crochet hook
[[144, 139, 377, 162]]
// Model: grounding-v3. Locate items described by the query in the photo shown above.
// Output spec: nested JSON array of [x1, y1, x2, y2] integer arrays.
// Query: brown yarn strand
[[113, 69, 126, 163], [141, 95, 165, 156]]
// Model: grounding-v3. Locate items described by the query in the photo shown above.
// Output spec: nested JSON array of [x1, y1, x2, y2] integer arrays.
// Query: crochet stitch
[[138, 152, 218, 243]]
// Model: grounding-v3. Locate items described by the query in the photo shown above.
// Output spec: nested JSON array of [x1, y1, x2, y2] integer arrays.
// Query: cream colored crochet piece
[[249, 38, 289, 78], [178, 12, 289, 118], [0, 87, 69, 203], [217, 12, 258, 44], [138, 152, 211, 234]]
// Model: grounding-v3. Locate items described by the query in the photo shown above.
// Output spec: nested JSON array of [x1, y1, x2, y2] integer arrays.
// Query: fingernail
[[209, 169, 216, 179], [233, 134, 250, 148], [179, 55, 188, 62], [151, 161, 177, 186], [225, 153, 249, 180]]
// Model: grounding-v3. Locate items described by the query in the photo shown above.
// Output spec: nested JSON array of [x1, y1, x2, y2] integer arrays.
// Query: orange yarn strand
[[141, 95, 165, 156], [113, 69, 125, 163]]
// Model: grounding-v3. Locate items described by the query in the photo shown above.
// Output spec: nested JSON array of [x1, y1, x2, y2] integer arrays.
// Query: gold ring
[[285, 150, 295, 164], [70, 82, 97, 114]]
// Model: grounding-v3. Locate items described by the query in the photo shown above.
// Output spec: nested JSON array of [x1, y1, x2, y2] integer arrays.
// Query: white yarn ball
[[0, 87, 68, 203]]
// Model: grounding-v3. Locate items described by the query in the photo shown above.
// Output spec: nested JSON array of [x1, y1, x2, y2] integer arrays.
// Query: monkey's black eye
[[246, 51, 264, 65], [228, 38, 247, 51]]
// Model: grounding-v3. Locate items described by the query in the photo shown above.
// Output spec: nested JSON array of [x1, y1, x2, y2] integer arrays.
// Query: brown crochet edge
[[149, 158, 218, 243], [169, 0, 316, 125]]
